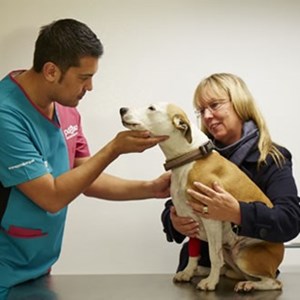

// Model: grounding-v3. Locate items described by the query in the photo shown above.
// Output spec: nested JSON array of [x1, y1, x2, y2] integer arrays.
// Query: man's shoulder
[[0, 73, 13, 97], [0, 71, 25, 108]]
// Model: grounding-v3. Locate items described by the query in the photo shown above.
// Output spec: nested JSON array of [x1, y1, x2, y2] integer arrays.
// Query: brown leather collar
[[163, 140, 214, 171]]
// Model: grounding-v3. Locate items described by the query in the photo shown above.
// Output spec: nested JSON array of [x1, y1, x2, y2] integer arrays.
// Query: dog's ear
[[172, 114, 192, 143]]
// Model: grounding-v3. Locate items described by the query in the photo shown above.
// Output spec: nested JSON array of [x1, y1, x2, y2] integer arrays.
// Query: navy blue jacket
[[161, 145, 300, 270]]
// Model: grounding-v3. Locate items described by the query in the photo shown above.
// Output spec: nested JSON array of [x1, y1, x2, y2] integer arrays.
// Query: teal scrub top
[[0, 72, 90, 294]]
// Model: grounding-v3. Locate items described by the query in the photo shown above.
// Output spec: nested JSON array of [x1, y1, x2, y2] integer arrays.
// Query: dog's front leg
[[197, 220, 223, 291], [173, 237, 200, 282], [173, 256, 199, 283]]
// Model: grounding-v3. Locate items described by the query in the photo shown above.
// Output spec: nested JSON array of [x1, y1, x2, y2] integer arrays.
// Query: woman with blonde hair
[[194, 73, 284, 167], [161, 72, 300, 273]]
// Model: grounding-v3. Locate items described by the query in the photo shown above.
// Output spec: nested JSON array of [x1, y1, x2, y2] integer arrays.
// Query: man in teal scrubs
[[0, 19, 170, 299]]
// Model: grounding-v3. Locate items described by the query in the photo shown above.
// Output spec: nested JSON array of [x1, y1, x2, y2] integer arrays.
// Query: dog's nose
[[119, 107, 128, 116]]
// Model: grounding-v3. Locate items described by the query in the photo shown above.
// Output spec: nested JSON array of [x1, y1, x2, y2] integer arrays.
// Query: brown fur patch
[[187, 151, 272, 207]]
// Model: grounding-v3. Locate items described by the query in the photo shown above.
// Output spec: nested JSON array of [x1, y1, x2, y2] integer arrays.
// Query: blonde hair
[[193, 73, 284, 167]]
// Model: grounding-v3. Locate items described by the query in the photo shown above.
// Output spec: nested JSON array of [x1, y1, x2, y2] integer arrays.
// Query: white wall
[[0, 0, 299, 274]]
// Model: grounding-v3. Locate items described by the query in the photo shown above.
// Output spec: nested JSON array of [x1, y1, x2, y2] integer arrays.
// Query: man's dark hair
[[33, 18, 104, 73]]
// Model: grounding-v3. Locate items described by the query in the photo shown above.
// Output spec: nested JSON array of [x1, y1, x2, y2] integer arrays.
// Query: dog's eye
[[148, 105, 156, 111]]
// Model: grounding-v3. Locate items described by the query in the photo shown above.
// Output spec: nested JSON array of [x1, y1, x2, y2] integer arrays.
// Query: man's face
[[52, 56, 99, 107]]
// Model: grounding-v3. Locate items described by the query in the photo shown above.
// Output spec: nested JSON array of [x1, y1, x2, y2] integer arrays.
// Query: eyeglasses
[[195, 99, 229, 118]]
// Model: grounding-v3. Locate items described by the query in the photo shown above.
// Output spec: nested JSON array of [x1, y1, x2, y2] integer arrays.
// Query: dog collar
[[164, 140, 215, 171]]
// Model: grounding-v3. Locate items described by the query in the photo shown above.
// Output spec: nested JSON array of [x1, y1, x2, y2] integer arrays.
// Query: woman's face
[[197, 91, 243, 146]]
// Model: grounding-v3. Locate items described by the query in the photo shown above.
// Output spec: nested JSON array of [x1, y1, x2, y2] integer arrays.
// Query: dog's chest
[[170, 163, 196, 218]]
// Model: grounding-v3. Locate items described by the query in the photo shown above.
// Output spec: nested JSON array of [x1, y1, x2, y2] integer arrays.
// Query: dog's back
[[187, 151, 272, 207]]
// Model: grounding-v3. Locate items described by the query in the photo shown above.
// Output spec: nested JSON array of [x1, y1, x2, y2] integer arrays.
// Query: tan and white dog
[[120, 102, 284, 292]]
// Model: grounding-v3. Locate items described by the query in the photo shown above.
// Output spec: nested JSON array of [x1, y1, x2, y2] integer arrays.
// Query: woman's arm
[[239, 155, 300, 242], [161, 200, 185, 243], [187, 149, 300, 243], [161, 199, 200, 243]]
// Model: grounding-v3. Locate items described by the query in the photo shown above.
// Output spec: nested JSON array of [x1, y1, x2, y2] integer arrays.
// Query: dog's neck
[[163, 139, 214, 171], [158, 123, 214, 170]]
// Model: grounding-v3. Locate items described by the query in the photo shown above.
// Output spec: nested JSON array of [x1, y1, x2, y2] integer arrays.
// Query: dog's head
[[120, 102, 192, 143]]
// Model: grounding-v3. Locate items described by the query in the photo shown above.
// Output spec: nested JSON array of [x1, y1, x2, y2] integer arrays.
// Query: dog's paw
[[234, 278, 282, 292], [196, 278, 217, 291], [234, 281, 255, 292], [173, 271, 193, 282]]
